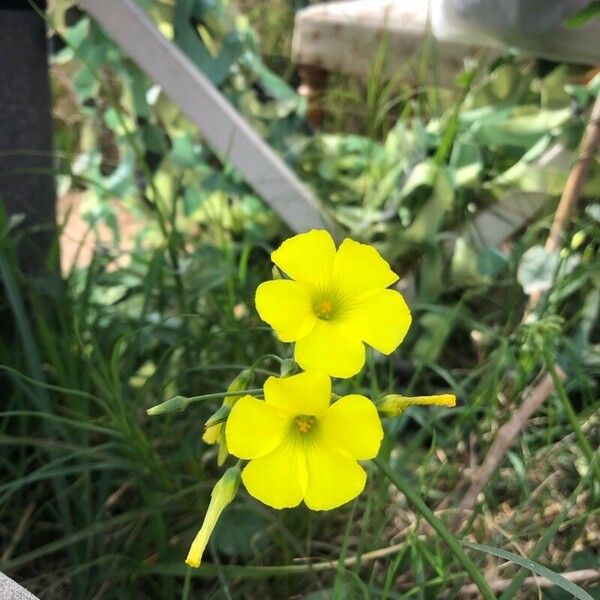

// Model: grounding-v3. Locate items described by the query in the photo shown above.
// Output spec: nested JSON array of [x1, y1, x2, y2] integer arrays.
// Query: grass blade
[[465, 541, 594, 600]]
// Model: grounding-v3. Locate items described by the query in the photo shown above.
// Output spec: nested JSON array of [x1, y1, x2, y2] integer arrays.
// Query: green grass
[[2, 195, 599, 598]]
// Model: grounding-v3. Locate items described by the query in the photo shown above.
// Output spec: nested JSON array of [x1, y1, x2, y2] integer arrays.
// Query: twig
[[526, 92, 600, 314], [294, 541, 406, 569], [458, 568, 600, 596], [546, 93, 600, 253], [452, 370, 565, 530]]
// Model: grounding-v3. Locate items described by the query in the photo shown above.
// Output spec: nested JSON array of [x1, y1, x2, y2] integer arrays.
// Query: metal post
[[0, 0, 56, 274]]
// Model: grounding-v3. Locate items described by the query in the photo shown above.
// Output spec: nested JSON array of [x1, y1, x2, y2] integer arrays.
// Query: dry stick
[[459, 568, 600, 597], [451, 370, 565, 531], [546, 93, 600, 253], [527, 92, 600, 314]]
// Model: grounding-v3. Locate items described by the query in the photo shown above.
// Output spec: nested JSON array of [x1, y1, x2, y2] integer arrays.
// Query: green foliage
[[566, 1, 600, 28], [466, 541, 595, 600]]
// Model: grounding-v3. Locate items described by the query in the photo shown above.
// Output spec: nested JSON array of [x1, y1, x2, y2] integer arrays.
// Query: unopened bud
[[377, 394, 456, 418], [147, 395, 190, 416], [227, 368, 252, 395], [203, 370, 253, 462], [217, 428, 229, 467], [185, 466, 241, 568], [204, 404, 232, 428]]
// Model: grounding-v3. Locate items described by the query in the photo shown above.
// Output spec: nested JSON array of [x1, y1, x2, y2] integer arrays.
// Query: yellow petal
[[271, 229, 336, 289], [264, 371, 331, 416], [225, 395, 288, 460], [344, 288, 412, 354], [333, 238, 398, 296], [294, 320, 365, 378], [241, 438, 307, 509], [255, 279, 316, 342], [320, 394, 383, 460], [303, 441, 366, 510], [202, 423, 221, 445]]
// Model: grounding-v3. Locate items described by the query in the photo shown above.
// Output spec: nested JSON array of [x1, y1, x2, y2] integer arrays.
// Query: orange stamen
[[314, 300, 333, 320], [295, 416, 314, 433]]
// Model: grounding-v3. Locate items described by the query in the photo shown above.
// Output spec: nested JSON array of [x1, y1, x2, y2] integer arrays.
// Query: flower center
[[313, 300, 333, 320], [295, 415, 315, 434]]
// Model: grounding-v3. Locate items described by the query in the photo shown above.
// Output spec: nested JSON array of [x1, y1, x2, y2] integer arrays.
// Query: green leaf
[[170, 134, 202, 167], [451, 237, 484, 286], [517, 246, 580, 295], [517, 246, 559, 295], [405, 167, 454, 243], [400, 160, 438, 198], [213, 506, 268, 557], [464, 106, 571, 149], [449, 136, 482, 188], [478, 247, 508, 278], [413, 312, 453, 362], [72, 66, 99, 103], [464, 541, 594, 600], [566, 1, 600, 28]]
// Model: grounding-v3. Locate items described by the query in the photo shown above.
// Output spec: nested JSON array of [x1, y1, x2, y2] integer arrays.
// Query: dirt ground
[[57, 192, 144, 273]]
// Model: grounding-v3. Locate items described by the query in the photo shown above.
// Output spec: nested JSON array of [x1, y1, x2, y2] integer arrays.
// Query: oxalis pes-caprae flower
[[147, 230, 457, 568], [256, 229, 412, 378], [226, 370, 383, 510]]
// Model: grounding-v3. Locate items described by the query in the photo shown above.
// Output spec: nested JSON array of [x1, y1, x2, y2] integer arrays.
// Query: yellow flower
[[255, 230, 412, 378], [225, 371, 383, 510], [186, 466, 240, 568]]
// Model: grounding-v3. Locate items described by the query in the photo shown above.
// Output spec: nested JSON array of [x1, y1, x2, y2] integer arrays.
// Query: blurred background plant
[[1, 0, 598, 598]]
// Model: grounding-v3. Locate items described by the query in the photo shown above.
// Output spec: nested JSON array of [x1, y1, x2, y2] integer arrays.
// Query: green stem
[[185, 389, 264, 403], [374, 458, 496, 600], [147, 389, 264, 415], [181, 567, 192, 600]]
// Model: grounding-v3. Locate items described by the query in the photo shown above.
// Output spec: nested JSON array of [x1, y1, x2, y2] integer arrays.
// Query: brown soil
[[57, 192, 145, 274]]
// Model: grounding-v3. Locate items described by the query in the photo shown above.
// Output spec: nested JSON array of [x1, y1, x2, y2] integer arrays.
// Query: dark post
[[0, 0, 57, 274]]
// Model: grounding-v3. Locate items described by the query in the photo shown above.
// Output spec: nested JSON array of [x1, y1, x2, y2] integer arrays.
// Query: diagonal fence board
[[78, 0, 334, 234]]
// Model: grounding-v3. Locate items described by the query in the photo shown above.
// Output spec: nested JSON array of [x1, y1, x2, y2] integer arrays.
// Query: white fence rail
[[79, 0, 335, 235]]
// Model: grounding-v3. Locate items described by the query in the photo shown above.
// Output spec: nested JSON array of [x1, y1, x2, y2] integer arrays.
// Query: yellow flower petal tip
[[225, 371, 383, 511], [255, 230, 411, 379], [202, 424, 221, 445], [185, 466, 240, 568], [377, 394, 457, 418]]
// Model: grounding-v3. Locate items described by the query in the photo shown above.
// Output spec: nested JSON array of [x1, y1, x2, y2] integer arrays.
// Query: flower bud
[[202, 369, 254, 465], [185, 466, 241, 568], [204, 404, 232, 429], [216, 428, 229, 467], [227, 368, 252, 394], [147, 395, 190, 416], [376, 393, 456, 418]]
